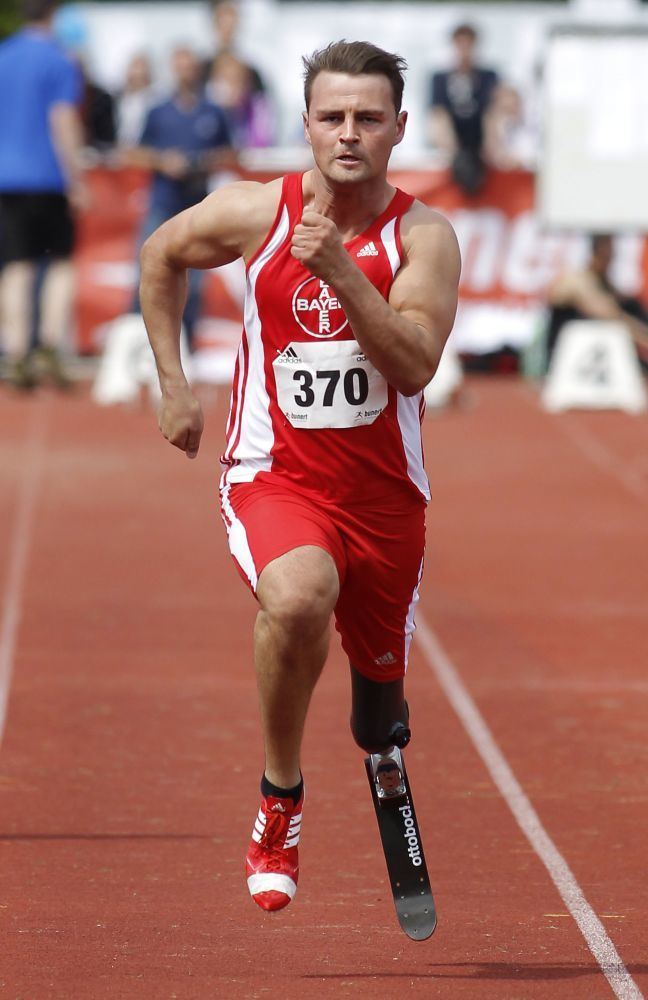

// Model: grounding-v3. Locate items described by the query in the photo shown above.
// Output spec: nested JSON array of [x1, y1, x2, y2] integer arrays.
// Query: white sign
[[542, 320, 647, 414]]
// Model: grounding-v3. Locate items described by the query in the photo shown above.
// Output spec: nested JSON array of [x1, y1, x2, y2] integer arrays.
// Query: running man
[[140, 40, 460, 913]]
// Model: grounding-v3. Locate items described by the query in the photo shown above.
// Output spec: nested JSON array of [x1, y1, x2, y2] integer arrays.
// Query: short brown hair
[[303, 40, 407, 114], [452, 23, 478, 42]]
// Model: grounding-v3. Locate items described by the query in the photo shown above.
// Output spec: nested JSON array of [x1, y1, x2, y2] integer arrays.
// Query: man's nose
[[340, 115, 359, 142]]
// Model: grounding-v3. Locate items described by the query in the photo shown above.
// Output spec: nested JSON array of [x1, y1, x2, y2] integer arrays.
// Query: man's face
[[304, 71, 406, 186], [453, 32, 476, 68], [172, 48, 200, 91], [592, 237, 613, 273]]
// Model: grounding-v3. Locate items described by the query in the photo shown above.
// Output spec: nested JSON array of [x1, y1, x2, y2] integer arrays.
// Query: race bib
[[273, 340, 388, 429]]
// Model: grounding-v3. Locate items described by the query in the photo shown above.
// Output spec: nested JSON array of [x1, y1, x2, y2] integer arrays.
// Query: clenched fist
[[158, 383, 204, 459], [290, 211, 349, 283]]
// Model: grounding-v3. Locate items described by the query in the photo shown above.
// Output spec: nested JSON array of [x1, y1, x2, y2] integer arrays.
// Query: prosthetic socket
[[350, 666, 411, 754]]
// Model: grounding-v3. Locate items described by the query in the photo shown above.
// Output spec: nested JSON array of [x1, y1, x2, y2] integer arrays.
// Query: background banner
[[75, 167, 648, 355]]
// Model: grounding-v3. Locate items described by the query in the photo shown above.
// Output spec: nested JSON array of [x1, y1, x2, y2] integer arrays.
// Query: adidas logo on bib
[[357, 242, 379, 258]]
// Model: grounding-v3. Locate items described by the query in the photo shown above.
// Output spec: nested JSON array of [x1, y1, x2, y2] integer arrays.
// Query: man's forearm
[[49, 103, 84, 190], [328, 258, 440, 395], [140, 241, 189, 389]]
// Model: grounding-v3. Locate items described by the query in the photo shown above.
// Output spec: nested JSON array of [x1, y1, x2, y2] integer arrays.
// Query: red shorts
[[220, 477, 426, 682]]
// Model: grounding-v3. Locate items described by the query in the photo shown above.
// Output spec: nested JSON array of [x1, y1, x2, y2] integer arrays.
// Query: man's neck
[[304, 170, 394, 242], [174, 88, 200, 110]]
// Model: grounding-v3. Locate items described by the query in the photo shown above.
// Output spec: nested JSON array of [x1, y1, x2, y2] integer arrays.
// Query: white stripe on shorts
[[220, 484, 258, 591]]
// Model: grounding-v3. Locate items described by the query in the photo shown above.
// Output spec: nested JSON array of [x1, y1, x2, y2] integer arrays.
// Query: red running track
[[1, 378, 647, 999]]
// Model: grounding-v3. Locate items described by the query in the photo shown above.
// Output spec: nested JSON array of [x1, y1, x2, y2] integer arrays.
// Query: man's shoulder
[[476, 67, 499, 84], [199, 97, 227, 117], [147, 97, 173, 117], [400, 201, 460, 260], [194, 176, 285, 261], [214, 175, 284, 214], [401, 199, 455, 234], [0, 29, 76, 81]]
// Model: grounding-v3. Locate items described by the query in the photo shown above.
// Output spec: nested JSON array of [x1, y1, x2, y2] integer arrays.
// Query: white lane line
[[415, 613, 644, 1000], [559, 418, 647, 503], [0, 401, 47, 748], [514, 383, 647, 503]]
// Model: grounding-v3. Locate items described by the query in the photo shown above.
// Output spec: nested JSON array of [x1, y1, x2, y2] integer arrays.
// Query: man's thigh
[[220, 479, 347, 596], [332, 499, 426, 682]]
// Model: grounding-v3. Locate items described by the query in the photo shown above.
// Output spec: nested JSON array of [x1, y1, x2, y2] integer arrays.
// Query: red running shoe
[[245, 790, 303, 911]]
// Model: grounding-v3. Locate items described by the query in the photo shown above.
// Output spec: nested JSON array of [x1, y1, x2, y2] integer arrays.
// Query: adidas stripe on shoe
[[245, 791, 303, 911]]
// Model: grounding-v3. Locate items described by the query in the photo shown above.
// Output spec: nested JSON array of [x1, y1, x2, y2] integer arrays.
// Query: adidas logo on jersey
[[374, 651, 396, 665], [357, 241, 379, 258], [276, 346, 301, 364]]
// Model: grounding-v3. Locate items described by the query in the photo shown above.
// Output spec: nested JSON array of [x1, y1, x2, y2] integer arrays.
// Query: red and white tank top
[[220, 173, 430, 504]]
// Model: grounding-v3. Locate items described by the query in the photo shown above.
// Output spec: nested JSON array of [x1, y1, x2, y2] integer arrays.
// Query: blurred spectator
[[126, 45, 233, 348], [0, 0, 84, 390], [207, 51, 274, 147], [116, 53, 156, 147], [205, 0, 266, 96], [79, 58, 116, 151], [546, 234, 648, 368], [428, 23, 498, 194], [482, 83, 538, 171]]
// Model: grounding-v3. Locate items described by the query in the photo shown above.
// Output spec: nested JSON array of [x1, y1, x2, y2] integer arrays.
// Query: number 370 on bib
[[273, 340, 388, 430]]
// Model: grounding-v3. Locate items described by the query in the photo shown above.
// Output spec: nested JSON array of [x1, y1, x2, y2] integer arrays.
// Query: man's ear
[[394, 110, 407, 147], [303, 111, 312, 146]]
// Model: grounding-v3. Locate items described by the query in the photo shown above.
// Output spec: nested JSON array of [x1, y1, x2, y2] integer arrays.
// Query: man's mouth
[[337, 154, 362, 164]]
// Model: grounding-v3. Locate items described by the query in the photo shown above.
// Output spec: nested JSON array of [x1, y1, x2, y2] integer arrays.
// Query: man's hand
[[290, 211, 350, 283], [158, 383, 204, 459], [157, 150, 190, 179]]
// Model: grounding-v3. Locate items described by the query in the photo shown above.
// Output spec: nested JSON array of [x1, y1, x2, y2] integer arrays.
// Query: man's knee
[[349, 666, 411, 754], [258, 546, 339, 640]]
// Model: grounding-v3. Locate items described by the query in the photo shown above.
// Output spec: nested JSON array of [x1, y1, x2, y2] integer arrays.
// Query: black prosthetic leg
[[350, 666, 437, 941], [350, 667, 411, 755]]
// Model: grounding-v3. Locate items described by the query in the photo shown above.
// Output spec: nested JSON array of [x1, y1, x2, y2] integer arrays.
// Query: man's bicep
[[388, 225, 461, 337], [157, 200, 242, 270], [151, 183, 273, 270]]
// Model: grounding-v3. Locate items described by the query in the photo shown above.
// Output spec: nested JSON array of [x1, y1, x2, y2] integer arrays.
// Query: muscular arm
[[140, 179, 280, 455], [292, 203, 461, 396]]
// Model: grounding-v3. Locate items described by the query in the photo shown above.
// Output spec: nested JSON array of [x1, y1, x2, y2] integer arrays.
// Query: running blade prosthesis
[[365, 747, 437, 941]]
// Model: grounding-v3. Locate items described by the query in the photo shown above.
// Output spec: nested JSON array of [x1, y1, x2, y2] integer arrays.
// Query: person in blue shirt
[[427, 23, 499, 195], [0, 0, 84, 389], [129, 45, 233, 349]]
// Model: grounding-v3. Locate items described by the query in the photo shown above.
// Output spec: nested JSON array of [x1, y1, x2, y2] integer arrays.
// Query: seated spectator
[[207, 51, 274, 147], [547, 234, 648, 368], [428, 23, 499, 194], [116, 53, 157, 147], [482, 83, 538, 171], [125, 45, 233, 348]]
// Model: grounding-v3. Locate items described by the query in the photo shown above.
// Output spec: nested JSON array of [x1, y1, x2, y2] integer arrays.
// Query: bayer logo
[[291, 277, 349, 339]]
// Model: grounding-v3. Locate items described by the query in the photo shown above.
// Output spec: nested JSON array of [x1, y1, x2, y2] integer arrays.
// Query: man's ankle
[[261, 772, 303, 806]]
